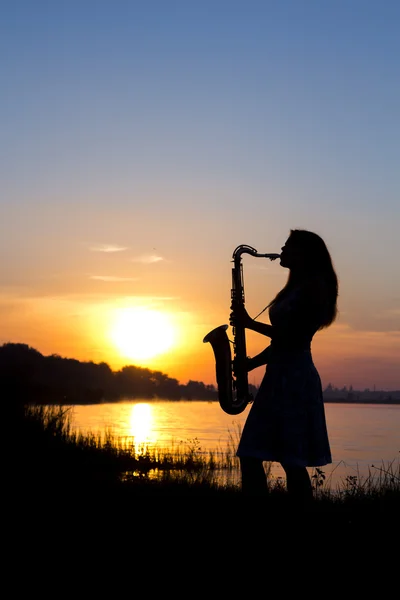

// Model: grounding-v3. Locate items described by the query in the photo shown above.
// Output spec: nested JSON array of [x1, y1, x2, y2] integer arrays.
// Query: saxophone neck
[[232, 245, 280, 264], [232, 245, 258, 262]]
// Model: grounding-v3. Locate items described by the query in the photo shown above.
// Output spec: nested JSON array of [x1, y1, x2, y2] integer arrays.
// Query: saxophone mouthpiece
[[264, 253, 281, 260]]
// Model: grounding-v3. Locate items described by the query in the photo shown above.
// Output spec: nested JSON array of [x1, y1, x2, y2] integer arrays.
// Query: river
[[68, 400, 399, 490]]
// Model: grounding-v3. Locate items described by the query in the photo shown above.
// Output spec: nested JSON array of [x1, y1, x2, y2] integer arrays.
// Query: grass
[[15, 404, 398, 495], [11, 403, 399, 548]]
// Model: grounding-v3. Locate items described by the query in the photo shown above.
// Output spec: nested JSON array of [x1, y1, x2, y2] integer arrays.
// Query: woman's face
[[280, 237, 304, 269]]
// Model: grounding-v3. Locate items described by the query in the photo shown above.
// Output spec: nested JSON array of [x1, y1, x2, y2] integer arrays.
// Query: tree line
[[2, 343, 397, 406], [0, 342, 258, 404]]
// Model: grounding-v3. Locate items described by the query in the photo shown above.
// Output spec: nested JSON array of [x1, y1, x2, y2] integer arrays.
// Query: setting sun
[[110, 307, 176, 361]]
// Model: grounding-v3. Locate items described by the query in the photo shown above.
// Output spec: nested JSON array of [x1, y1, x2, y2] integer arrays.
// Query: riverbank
[[15, 463, 398, 563], [12, 403, 399, 547]]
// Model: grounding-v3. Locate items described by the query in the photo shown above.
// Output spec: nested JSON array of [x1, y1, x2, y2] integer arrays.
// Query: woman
[[232, 229, 339, 504]]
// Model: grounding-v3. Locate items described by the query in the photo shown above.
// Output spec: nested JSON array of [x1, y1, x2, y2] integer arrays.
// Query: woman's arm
[[230, 305, 274, 338], [247, 320, 274, 337], [246, 345, 272, 371]]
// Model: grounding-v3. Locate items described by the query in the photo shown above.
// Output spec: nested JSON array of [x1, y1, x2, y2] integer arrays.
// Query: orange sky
[[1, 249, 399, 391]]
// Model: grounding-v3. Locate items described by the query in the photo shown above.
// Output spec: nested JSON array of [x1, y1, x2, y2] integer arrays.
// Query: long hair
[[268, 229, 339, 329]]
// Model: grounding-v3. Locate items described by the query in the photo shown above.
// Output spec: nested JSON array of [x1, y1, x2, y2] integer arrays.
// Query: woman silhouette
[[232, 229, 339, 504]]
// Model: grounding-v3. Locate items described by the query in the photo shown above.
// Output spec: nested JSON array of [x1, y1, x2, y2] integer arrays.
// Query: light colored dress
[[236, 285, 332, 467]]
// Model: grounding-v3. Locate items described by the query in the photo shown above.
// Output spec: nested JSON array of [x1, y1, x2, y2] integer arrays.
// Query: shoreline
[[35, 397, 400, 406]]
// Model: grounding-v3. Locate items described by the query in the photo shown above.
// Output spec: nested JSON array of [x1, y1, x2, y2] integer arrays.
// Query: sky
[[1, 0, 399, 390]]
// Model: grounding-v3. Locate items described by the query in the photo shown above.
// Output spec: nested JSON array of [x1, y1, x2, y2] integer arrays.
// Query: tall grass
[[16, 404, 399, 508]]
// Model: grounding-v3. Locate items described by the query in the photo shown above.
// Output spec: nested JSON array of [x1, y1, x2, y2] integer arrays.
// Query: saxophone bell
[[203, 324, 250, 415]]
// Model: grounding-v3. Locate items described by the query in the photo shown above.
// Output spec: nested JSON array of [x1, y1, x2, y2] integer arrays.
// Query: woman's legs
[[239, 457, 268, 496], [281, 464, 313, 505]]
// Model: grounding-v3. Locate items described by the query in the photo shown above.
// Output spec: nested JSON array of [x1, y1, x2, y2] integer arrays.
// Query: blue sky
[[1, 1, 399, 389]]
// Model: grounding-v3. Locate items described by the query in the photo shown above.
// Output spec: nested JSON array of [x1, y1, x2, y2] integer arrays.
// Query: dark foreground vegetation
[[11, 400, 399, 552]]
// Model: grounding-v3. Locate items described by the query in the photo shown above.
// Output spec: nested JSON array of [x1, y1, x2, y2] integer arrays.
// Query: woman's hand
[[231, 304, 274, 339], [230, 303, 253, 329], [233, 355, 253, 375]]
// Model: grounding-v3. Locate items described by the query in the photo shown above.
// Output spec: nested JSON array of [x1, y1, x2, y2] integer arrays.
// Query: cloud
[[90, 275, 138, 282], [90, 244, 128, 253], [341, 307, 400, 333], [378, 307, 400, 317], [365, 307, 400, 332], [131, 254, 165, 264]]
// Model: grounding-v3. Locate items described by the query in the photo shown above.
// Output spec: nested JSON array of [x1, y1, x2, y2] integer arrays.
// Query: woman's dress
[[236, 286, 332, 467]]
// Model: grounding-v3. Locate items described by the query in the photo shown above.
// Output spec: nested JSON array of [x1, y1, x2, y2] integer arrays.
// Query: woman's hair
[[268, 229, 339, 328]]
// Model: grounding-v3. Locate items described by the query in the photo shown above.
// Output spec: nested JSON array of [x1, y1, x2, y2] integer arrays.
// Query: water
[[69, 400, 400, 489]]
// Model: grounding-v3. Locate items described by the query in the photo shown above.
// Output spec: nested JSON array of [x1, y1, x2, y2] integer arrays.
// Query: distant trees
[[2, 343, 397, 407], [0, 343, 218, 404], [323, 382, 399, 404]]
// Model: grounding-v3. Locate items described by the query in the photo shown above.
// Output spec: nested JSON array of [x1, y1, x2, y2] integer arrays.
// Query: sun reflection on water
[[129, 403, 153, 454]]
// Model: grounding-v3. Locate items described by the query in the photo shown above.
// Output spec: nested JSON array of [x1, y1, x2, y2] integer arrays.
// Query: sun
[[111, 307, 176, 361]]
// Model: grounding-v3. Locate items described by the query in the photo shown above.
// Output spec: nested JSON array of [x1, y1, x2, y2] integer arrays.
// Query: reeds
[[16, 404, 399, 508]]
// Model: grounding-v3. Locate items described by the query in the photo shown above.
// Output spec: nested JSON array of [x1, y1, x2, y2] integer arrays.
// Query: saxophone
[[203, 245, 280, 415]]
